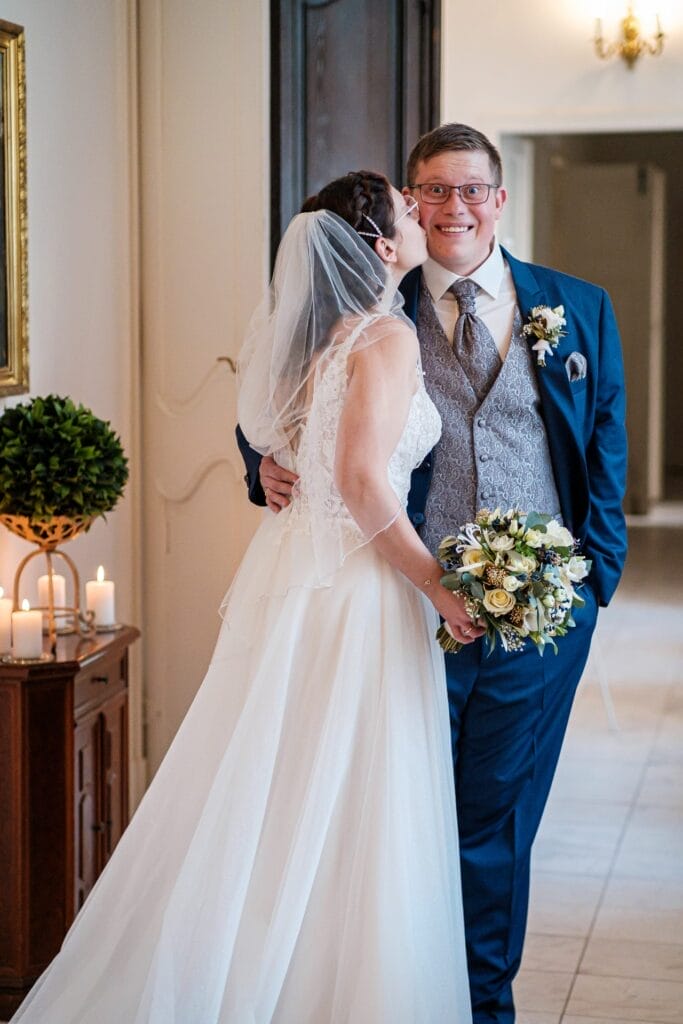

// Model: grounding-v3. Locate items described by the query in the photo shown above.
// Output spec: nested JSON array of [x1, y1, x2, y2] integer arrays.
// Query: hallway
[[515, 509, 683, 1022]]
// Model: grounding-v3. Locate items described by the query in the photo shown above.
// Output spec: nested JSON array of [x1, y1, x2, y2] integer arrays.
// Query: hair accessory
[[357, 212, 383, 238]]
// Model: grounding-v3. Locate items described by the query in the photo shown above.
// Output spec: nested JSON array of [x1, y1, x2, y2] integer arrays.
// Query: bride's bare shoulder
[[339, 313, 417, 356]]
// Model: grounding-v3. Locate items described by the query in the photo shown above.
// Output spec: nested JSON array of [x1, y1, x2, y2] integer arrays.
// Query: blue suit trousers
[[446, 585, 599, 1023]]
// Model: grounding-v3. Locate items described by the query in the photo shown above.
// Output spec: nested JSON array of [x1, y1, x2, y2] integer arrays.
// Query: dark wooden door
[[271, 0, 441, 260]]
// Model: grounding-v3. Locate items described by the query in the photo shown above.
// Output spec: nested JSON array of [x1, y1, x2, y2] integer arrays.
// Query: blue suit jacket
[[237, 248, 627, 607]]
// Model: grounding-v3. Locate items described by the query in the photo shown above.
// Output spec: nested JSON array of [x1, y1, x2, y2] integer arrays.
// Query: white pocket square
[[565, 351, 587, 382]]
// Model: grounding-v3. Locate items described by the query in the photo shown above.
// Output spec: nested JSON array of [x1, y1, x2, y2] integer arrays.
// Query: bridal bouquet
[[436, 508, 591, 655]]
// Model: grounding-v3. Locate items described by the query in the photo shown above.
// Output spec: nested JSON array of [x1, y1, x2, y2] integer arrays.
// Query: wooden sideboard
[[0, 626, 140, 1018]]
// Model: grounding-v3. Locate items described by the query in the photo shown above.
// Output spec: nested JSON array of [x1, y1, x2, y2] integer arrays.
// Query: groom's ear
[[374, 236, 398, 264]]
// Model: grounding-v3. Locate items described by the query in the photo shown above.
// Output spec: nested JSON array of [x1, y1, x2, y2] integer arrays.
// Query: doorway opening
[[500, 131, 683, 516]]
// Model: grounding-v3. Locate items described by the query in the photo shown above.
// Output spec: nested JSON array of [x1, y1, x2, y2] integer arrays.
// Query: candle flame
[[97, 565, 105, 583], [21, 598, 30, 611]]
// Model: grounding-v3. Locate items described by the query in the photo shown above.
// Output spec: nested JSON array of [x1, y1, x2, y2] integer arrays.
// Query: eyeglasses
[[409, 182, 499, 205], [394, 196, 420, 224], [358, 197, 420, 239]]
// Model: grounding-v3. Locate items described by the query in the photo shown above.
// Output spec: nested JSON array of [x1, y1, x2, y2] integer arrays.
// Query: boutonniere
[[522, 305, 567, 366]]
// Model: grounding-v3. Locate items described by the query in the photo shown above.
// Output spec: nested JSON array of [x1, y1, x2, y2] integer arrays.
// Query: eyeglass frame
[[407, 182, 500, 206], [357, 196, 419, 239], [393, 195, 420, 224]]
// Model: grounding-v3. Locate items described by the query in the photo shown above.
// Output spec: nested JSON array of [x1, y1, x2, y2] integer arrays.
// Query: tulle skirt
[[13, 513, 471, 1023]]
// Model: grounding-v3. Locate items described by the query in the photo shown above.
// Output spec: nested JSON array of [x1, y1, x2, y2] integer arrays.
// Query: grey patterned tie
[[450, 278, 502, 401]]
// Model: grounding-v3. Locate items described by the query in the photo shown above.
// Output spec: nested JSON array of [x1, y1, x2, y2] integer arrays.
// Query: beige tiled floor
[[515, 512, 683, 1023]]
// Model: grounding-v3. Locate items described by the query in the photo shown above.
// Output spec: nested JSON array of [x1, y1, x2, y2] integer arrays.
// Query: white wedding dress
[[13, 339, 471, 1023]]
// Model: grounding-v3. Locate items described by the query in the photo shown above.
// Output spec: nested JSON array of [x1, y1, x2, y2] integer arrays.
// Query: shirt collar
[[422, 241, 506, 302]]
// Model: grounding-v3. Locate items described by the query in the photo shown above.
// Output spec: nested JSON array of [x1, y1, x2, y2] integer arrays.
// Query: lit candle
[[86, 565, 116, 628], [0, 586, 12, 654], [38, 572, 67, 626], [12, 599, 43, 659]]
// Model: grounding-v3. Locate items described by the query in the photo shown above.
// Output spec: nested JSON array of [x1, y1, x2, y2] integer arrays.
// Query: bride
[[12, 171, 480, 1023]]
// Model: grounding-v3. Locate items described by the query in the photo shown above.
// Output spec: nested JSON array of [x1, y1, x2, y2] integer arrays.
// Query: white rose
[[507, 550, 538, 574], [543, 308, 563, 330], [503, 574, 524, 592], [524, 529, 545, 548], [566, 556, 589, 582], [490, 534, 515, 552], [483, 588, 516, 617], [544, 520, 574, 549]]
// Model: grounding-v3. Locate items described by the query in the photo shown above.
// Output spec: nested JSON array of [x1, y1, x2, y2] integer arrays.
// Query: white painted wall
[[139, 0, 268, 773], [0, 0, 144, 796], [0, 0, 138, 597], [442, 0, 683, 139]]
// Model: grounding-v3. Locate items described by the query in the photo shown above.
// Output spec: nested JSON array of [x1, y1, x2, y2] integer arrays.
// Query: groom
[[237, 123, 627, 1023]]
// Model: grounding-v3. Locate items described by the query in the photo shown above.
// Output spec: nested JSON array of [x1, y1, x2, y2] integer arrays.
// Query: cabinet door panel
[[101, 690, 128, 863], [74, 710, 101, 912]]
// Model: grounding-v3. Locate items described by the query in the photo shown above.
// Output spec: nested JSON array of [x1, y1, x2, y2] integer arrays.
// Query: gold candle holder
[[0, 514, 96, 654]]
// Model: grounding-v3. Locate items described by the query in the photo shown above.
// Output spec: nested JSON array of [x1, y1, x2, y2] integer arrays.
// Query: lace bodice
[[277, 335, 441, 583], [387, 371, 442, 506]]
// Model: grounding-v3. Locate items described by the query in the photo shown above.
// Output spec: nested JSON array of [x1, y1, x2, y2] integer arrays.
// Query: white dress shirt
[[421, 242, 518, 361]]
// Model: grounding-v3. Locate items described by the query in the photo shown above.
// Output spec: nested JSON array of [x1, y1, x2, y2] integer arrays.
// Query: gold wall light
[[594, 6, 665, 67]]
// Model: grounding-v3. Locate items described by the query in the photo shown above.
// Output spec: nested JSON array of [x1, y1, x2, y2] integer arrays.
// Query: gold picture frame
[[0, 20, 27, 397]]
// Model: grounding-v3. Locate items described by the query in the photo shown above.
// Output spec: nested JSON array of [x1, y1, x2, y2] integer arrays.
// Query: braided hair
[[301, 170, 396, 249]]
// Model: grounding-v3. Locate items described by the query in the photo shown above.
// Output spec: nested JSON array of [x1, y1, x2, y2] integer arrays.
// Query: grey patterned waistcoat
[[419, 283, 561, 555]]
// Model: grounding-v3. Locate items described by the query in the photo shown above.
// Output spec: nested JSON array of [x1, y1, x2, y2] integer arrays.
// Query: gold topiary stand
[[0, 514, 96, 654]]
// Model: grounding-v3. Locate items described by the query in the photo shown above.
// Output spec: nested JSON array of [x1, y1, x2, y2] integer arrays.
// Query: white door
[[549, 161, 665, 514]]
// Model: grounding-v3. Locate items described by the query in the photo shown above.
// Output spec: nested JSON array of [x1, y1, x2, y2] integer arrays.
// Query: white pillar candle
[[38, 572, 67, 625], [86, 565, 116, 627], [0, 587, 12, 654], [12, 600, 43, 659]]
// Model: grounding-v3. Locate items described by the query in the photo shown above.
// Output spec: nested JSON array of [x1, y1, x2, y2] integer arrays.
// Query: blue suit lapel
[[502, 249, 590, 538], [399, 267, 421, 324]]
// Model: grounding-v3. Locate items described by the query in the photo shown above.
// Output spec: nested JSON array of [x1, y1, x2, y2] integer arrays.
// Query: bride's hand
[[432, 587, 486, 646], [260, 456, 298, 512]]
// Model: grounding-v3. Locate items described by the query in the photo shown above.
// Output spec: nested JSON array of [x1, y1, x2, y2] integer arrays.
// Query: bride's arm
[[334, 322, 483, 644]]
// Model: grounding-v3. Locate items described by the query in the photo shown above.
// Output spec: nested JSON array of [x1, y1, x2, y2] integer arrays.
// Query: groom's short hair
[[406, 123, 503, 187]]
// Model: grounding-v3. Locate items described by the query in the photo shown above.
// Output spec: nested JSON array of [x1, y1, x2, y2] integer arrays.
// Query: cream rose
[[483, 588, 516, 616], [507, 550, 537, 574], [523, 529, 545, 548], [460, 548, 486, 577], [490, 534, 515, 552]]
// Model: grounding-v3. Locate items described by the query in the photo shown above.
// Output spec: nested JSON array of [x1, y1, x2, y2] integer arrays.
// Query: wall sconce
[[594, 6, 665, 68]]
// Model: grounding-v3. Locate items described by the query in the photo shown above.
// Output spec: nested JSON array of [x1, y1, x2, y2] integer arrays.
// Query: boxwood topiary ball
[[0, 394, 129, 522]]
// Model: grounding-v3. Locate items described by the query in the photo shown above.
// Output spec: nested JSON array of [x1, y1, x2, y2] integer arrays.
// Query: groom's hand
[[260, 455, 298, 513]]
